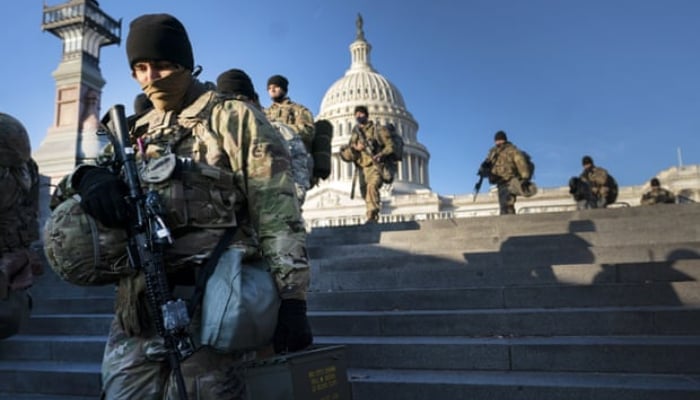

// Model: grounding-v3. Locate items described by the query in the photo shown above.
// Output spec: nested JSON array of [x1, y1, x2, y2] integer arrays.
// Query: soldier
[[264, 74, 315, 152], [0, 113, 43, 339], [339, 105, 394, 223], [218, 68, 311, 206], [570, 155, 617, 209], [480, 130, 534, 215], [44, 14, 311, 399], [640, 177, 676, 205]]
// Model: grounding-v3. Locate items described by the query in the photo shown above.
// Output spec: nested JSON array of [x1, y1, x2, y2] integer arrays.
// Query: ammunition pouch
[[142, 155, 238, 229]]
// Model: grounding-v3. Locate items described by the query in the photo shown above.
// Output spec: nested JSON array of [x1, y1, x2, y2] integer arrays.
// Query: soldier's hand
[[0, 249, 36, 291], [352, 141, 365, 151], [273, 299, 313, 353], [75, 167, 129, 229]]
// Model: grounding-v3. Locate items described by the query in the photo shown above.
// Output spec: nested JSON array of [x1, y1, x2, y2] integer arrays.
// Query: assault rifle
[[354, 125, 382, 164], [473, 160, 491, 202], [101, 105, 193, 400]]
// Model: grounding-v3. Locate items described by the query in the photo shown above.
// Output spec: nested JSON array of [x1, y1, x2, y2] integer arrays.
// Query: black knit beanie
[[494, 130, 507, 141], [217, 69, 256, 99], [126, 14, 194, 70], [267, 75, 289, 92]]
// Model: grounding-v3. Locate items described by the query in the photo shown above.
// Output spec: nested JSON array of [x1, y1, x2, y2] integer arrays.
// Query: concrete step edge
[[346, 368, 700, 390], [0, 360, 100, 373], [310, 305, 700, 316], [316, 335, 700, 346]]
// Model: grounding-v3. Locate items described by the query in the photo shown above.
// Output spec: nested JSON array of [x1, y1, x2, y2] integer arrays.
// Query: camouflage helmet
[[43, 197, 130, 286], [0, 112, 31, 167]]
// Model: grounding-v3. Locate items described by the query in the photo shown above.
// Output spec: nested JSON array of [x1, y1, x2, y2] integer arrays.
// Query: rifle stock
[[103, 104, 193, 400]]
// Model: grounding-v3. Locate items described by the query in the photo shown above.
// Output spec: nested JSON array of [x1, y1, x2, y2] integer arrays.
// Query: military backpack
[[521, 150, 535, 179], [311, 119, 333, 180], [384, 123, 404, 162]]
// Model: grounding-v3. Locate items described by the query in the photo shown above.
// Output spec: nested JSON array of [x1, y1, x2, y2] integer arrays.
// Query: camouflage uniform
[[264, 98, 315, 152], [641, 187, 676, 205], [578, 166, 613, 209], [485, 142, 531, 215], [48, 81, 309, 399], [0, 113, 43, 339], [340, 121, 394, 222]]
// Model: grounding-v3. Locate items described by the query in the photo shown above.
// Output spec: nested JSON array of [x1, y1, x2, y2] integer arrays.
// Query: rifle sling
[[188, 226, 236, 317]]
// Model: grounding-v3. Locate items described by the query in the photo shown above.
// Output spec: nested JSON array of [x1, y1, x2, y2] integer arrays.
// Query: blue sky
[[2, 0, 699, 196]]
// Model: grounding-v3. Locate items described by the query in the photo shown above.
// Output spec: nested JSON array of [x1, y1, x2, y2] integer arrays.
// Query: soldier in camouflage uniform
[[339, 105, 394, 223], [573, 155, 617, 209], [217, 69, 311, 206], [640, 177, 676, 205], [44, 14, 311, 400], [264, 74, 315, 152], [482, 131, 532, 215], [0, 113, 43, 339]]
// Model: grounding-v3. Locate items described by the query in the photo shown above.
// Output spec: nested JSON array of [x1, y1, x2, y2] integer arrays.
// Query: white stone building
[[302, 15, 700, 227]]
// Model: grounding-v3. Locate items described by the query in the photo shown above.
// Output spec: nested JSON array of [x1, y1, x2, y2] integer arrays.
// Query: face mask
[[141, 69, 192, 112], [356, 116, 368, 125]]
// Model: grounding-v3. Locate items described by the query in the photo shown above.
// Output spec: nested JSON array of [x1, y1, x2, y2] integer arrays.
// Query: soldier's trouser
[[359, 165, 383, 220], [497, 183, 516, 215], [0, 289, 30, 340], [101, 317, 250, 400]]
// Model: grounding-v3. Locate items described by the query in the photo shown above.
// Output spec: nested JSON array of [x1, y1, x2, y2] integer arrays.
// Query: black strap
[[188, 227, 236, 317]]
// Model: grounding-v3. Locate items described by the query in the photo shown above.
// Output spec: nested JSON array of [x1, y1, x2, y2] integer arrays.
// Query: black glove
[[273, 299, 313, 354], [568, 177, 580, 194], [75, 167, 129, 229], [478, 160, 491, 176]]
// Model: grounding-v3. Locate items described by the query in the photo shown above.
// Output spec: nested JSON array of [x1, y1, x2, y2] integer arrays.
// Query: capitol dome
[[315, 14, 431, 195], [320, 63, 407, 111]]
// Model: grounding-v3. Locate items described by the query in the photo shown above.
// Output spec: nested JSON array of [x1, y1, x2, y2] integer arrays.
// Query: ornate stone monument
[[34, 0, 120, 185]]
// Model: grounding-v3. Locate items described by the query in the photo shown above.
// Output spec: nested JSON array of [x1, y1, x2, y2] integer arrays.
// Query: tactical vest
[[132, 91, 239, 232]]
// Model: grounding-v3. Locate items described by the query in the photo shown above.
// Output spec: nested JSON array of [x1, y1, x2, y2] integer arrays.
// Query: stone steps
[[32, 279, 700, 315], [0, 361, 101, 397], [0, 394, 96, 400], [310, 306, 700, 337], [317, 335, 700, 374], [309, 281, 700, 310], [310, 259, 700, 291], [307, 204, 700, 247], [0, 335, 105, 363], [346, 368, 700, 400], [2, 204, 699, 399], [309, 241, 700, 262]]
